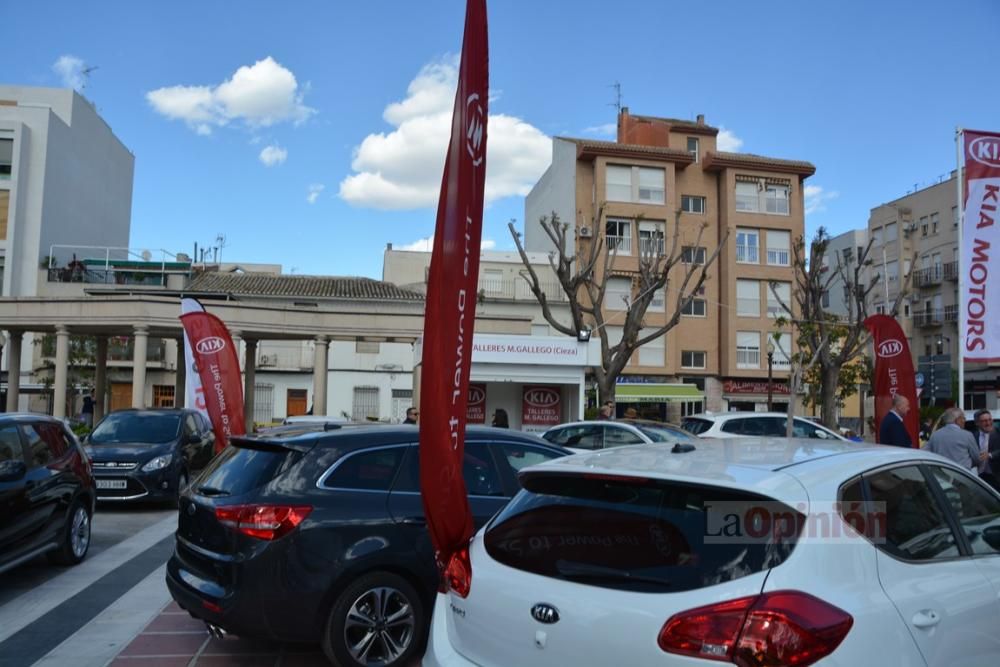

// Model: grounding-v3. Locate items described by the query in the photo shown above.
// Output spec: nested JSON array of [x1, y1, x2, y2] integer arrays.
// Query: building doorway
[[286, 388, 308, 417], [110, 383, 132, 412]]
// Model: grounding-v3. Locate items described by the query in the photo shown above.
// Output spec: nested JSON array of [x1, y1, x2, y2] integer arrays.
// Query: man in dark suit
[[879, 395, 912, 447], [973, 410, 1000, 491]]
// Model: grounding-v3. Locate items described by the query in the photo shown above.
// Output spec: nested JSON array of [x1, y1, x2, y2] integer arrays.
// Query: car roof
[[683, 412, 819, 421], [0, 412, 67, 424], [105, 408, 189, 415]]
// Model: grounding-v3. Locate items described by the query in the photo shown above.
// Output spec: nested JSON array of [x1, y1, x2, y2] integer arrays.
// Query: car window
[[198, 413, 212, 433], [866, 465, 960, 561], [197, 442, 304, 496], [792, 418, 833, 439], [0, 426, 23, 463], [20, 425, 54, 468], [497, 442, 562, 473], [323, 447, 406, 491], [680, 418, 712, 435], [35, 423, 70, 458], [184, 415, 199, 437], [392, 443, 503, 496], [604, 426, 645, 448], [927, 465, 1000, 556], [720, 418, 746, 435], [544, 424, 604, 450]]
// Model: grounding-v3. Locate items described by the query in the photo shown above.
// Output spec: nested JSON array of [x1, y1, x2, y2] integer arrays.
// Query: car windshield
[[636, 424, 696, 443], [90, 413, 181, 444]]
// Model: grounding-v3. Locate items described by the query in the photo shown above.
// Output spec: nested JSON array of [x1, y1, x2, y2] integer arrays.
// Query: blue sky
[[8, 0, 1000, 277]]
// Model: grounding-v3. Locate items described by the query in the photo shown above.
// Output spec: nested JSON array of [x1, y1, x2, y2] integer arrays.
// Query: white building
[[821, 229, 870, 318]]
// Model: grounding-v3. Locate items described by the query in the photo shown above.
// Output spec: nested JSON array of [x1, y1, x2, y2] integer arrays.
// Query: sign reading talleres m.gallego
[[471, 336, 588, 366], [962, 130, 1000, 362], [522, 386, 562, 432]]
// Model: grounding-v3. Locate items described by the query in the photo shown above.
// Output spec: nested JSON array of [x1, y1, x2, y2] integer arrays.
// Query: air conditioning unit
[[579, 226, 593, 239], [258, 354, 277, 367]]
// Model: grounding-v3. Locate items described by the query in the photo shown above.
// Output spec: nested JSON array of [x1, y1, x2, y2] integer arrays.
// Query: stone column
[[53, 327, 70, 419], [94, 336, 108, 420], [243, 339, 257, 432], [132, 326, 149, 408], [5, 331, 23, 413], [313, 336, 329, 416], [174, 338, 186, 408]]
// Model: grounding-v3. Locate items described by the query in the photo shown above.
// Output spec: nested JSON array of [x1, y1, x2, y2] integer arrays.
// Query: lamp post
[[766, 341, 775, 412]]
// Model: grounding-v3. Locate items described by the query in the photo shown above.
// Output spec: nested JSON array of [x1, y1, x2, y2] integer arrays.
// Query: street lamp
[[577, 327, 592, 342], [766, 341, 775, 412]]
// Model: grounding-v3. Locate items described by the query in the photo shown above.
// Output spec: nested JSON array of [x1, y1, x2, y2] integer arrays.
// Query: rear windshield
[[194, 444, 303, 497], [636, 424, 697, 444], [680, 418, 712, 435], [484, 474, 801, 593]]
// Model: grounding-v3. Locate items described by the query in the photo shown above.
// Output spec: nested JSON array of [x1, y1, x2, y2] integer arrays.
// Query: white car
[[682, 411, 847, 441], [541, 419, 698, 453], [424, 439, 1000, 666]]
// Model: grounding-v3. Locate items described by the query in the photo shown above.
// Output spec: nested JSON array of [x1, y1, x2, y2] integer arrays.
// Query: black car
[[166, 424, 570, 667], [0, 414, 96, 574], [85, 409, 215, 503]]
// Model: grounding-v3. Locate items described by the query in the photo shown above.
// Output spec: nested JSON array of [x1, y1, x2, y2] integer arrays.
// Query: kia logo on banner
[[969, 136, 1000, 168], [195, 336, 226, 355], [877, 339, 904, 358], [466, 383, 486, 424], [522, 385, 561, 432], [466, 93, 485, 166]]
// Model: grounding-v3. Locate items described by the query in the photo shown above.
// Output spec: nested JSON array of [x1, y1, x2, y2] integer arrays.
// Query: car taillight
[[659, 591, 853, 667], [443, 547, 472, 598], [215, 504, 313, 540]]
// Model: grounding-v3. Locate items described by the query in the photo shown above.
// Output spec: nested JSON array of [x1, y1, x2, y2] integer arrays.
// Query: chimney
[[386, 242, 393, 251], [696, 114, 705, 126]]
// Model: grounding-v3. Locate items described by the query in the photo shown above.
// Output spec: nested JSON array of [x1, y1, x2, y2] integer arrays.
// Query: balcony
[[944, 261, 959, 281], [944, 304, 958, 322], [913, 266, 944, 288], [736, 349, 761, 369], [736, 244, 759, 264], [913, 310, 945, 327], [638, 237, 665, 256], [766, 248, 790, 266], [478, 276, 568, 303], [605, 235, 632, 255], [44, 245, 191, 287]]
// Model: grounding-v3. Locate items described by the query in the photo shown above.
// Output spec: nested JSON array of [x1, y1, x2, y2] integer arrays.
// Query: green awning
[[615, 383, 704, 403]]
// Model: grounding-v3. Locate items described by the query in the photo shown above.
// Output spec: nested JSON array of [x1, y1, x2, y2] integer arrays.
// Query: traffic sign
[[915, 372, 925, 388]]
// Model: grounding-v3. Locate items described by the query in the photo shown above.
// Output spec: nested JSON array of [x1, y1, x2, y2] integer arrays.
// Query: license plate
[[97, 479, 128, 490]]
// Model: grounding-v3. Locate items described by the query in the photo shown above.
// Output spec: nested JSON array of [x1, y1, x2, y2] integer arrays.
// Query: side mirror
[[185, 433, 202, 445], [982, 525, 1000, 552], [0, 460, 27, 483]]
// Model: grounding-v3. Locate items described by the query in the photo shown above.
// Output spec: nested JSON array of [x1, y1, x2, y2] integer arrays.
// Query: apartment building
[[868, 173, 998, 409], [525, 108, 814, 414]]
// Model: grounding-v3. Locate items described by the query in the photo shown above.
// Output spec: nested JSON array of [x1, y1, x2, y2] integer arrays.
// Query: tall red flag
[[180, 309, 246, 453], [419, 0, 488, 569], [864, 315, 919, 447]]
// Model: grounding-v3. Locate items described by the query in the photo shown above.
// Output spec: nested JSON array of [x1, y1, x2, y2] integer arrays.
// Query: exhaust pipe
[[205, 623, 227, 639]]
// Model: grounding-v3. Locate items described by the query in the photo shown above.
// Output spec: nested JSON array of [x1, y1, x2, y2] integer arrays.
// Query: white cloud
[[53, 55, 86, 90], [398, 234, 495, 252], [716, 127, 743, 152], [306, 183, 325, 204], [339, 59, 551, 210], [258, 144, 287, 167], [583, 123, 616, 137], [804, 184, 840, 215], [146, 57, 314, 135]]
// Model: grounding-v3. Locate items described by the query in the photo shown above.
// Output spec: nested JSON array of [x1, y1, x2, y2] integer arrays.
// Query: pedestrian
[[599, 401, 614, 420], [925, 408, 980, 470], [597, 405, 612, 420], [81, 392, 94, 428], [973, 409, 1000, 491], [878, 395, 912, 447], [491, 408, 509, 428], [624, 407, 638, 419], [919, 419, 933, 444], [403, 407, 418, 424]]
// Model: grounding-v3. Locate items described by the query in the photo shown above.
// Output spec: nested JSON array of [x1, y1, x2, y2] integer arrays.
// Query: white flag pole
[[956, 127, 965, 411]]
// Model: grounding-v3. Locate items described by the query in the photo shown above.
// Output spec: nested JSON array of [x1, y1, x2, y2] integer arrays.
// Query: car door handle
[[401, 516, 427, 526], [911, 610, 941, 629]]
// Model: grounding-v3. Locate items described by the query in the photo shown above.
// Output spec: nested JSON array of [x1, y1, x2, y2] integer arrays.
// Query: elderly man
[[879, 395, 912, 447], [925, 408, 980, 470], [973, 409, 1000, 490]]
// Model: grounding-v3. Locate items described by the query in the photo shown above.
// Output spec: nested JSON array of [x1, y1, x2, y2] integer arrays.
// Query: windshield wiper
[[555, 560, 673, 588], [196, 486, 231, 497]]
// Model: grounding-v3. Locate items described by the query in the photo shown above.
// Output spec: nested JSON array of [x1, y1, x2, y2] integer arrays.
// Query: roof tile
[[184, 272, 424, 301]]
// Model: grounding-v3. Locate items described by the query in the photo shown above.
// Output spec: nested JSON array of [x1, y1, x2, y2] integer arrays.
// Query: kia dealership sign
[[522, 385, 561, 432], [467, 383, 486, 423], [472, 335, 587, 366]]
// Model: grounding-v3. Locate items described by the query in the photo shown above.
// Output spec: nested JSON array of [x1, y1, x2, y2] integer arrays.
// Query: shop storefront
[[721, 378, 790, 413], [613, 383, 705, 422]]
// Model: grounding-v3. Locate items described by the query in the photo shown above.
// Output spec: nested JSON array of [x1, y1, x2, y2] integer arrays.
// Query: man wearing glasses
[[404, 407, 419, 424], [974, 409, 1000, 491]]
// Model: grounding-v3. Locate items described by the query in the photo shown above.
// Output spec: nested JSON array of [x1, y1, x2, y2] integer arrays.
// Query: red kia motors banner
[[961, 130, 1000, 362], [180, 298, 210, 425], [180, 308, 246, 453], [864, 315, 919, 447], [522, 385, 561, 432], [467, 383, 486, 423], [419, 0, 489, 568]]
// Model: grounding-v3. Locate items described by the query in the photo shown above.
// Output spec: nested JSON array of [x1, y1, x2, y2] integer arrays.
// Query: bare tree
[[510, 208, 728, 405], [769, 227, 912, 430]]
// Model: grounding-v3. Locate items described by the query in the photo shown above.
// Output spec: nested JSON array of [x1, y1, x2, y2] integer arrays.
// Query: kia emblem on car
[[531, 603, 560, 624]]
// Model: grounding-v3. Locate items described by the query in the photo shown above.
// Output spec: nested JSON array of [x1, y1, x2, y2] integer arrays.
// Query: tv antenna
[[609, 81, 622, 114], [81, 65, 99, 91], [212, 233, 227, 265]]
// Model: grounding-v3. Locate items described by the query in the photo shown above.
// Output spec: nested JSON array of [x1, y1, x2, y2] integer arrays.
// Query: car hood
[[86, 442, 173, 461]]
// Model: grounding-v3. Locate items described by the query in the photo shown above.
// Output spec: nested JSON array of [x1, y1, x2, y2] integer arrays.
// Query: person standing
[[973, 410, 1000, 490], [925, 408, 980, 470], [81, 392, 95, 428], [598, 401, 614, 420], [878, 395, 912, 447], [491, 409, 509, 428], [403, 407, 418, 424]]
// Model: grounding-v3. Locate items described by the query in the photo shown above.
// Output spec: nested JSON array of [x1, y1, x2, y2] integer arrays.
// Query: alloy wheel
[[70, 507, 90, 559], [343, 586, 415, 665]]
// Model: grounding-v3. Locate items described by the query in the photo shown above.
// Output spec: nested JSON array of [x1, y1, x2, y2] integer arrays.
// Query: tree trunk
[[820, 364, 840, 429], [597, 374, 616, 410]]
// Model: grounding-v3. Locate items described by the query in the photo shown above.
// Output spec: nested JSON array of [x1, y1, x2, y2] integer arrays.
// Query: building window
[[681, 195, 705, 214], [872, 227, 883, 247], [482, 268, 503, 294], [606, 165, 665, 204], [766, 230, 791, 266], [953, 206, 959, 227], [152, 385, 176, 408], [681, 298, 707, 317], [885, 260, 899, 283], [735, 181, 759, 212], [638, 221, 665, 255], [687, 137, 699, 162], [638, 328, 665, 366], [874, 302, 886, 315], [0, 138, 11, 180], [648, 288, 666, 313], [352, 387, 379, 421], [765, 184, 790, 215], [681, 350, 706, 369], [884, 222, 898, 243], [737, 279, 760, 317], [736, 331, 761, 369], [766, 333, 791, 369], [821, 290, 831, 308], [356, 340, 381, 354], [931, 212, 939, 235], [768, 282, 791, 318], [682, 246, 706, 264], [605, 218, 632, 254], [605, 277, 632, 311], [0, 190, 7, 242], [920, 216, 928, 236], [736, 228, 759, 264]]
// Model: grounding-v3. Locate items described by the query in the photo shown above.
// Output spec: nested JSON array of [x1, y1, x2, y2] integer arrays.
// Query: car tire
[[321, 571, 425, 667], [173, 470, 189, 509], [49, 500, 91, 566]]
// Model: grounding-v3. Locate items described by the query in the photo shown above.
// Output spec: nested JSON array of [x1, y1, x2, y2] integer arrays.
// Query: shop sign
[[467, 383, 486, 423], [472, 335, 586, 366], [723, 379, 790, 395], [522, 385, 561, 432]]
